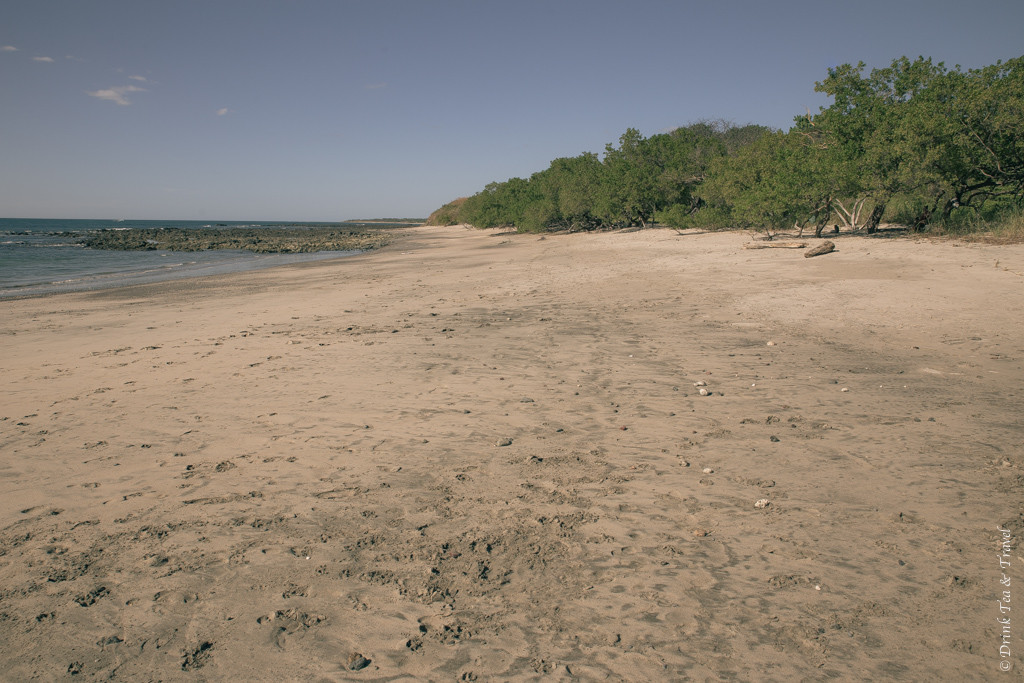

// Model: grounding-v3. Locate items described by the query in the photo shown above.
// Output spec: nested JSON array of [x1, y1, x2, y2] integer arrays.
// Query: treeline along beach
[[431, 55, 1024, 239]]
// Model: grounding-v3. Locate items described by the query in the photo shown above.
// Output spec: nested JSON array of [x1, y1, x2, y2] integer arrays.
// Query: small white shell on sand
[[702, 467, 714, 474], [766, 341, 776, 346], [841, 387, 850, 392], [694, 380, 707, 387], [698, 388, 710, 396], [754, 499, 770, 509]]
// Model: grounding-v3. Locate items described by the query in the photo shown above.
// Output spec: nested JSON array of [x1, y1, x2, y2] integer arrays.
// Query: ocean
[[0, 218, 371, 299]]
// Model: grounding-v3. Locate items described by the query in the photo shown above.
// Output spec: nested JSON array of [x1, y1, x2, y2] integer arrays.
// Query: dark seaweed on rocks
[[81, 226, 393, 253]]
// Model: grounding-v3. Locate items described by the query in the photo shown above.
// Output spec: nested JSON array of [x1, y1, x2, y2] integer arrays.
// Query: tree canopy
[[430, 55, 1024, 235]]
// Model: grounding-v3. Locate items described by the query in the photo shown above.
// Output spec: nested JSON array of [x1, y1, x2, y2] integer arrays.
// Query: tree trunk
[[911, 206, 931, 232], [814, 202, 832, 238], [942, 193, 962, 219], [834, 197, 866, 230], [866, 201, 886, 234], [810, 197, 832, 238], [804, 240, 835, 257]]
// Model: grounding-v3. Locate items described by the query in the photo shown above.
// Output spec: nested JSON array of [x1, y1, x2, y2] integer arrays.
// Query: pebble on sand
[[496, 437, 513, 447], [347, 653, 371, 671], [754, 499, 771, 509]]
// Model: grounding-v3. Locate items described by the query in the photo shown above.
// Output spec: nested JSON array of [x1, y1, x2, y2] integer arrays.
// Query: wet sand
[[1, 225, 1022, 680]]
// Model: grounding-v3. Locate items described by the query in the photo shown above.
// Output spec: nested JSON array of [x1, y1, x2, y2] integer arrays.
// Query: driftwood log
[[742, 242, 808, 249], [804, 241, 836, 258]]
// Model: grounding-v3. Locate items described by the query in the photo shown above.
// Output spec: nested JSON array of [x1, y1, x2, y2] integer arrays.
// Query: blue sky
[[2, 0, 1022, 220]]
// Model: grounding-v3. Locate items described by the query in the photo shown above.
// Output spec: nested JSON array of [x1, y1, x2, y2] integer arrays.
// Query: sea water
[[0, 218, 365, 299]]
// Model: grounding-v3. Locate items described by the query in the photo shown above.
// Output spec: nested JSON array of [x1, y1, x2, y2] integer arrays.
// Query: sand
[[1, 225, 1022, 681]]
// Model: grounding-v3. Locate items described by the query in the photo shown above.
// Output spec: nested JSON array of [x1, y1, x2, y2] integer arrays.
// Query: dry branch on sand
[[743, 242, 808, 249]]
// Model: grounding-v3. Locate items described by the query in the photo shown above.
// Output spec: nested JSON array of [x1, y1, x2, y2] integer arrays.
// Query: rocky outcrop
[[81, 226, 392, 253]]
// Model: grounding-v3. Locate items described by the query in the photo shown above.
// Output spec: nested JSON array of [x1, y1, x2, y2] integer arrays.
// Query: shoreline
[[0, 248, 371, 301], [0, 219, 410, 300], [2, 225, 1022, 679]]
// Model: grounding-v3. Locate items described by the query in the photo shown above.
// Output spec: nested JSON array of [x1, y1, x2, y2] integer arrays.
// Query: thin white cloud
[[33, 56, 55, 63], [128, 75, 147, 82], [1, 46, 17, 52], [216, 108, 230, 116], [88, 84, 147, 106]]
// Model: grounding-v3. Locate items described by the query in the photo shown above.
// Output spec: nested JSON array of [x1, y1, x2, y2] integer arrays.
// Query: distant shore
[[1, 225, 1021, 679]]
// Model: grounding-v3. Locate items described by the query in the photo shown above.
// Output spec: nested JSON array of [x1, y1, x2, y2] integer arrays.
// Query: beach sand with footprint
[[1, 225, 1022, 679]]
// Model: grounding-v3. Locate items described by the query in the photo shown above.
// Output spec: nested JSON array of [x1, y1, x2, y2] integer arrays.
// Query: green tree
[[655, 122, 772, 228], [811, 55, 1024, 231], [812, 57, 948, 232], [459, 177, 536, 228], [705, 130, 830, 235], [602, 128, 662, 227], [926, 56, 1024, 216]]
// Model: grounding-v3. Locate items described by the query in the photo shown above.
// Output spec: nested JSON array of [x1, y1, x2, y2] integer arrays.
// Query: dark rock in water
[[805, 241, 836, 258], [80, 226, 393, 254]]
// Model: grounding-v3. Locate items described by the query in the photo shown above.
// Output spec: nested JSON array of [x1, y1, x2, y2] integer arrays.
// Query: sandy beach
[[1, 224, 1022, 680]]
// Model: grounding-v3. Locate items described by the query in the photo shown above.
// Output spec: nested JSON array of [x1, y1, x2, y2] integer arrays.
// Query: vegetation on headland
[[81, 225, 399, 253], [430, 55, 1024, 240]]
